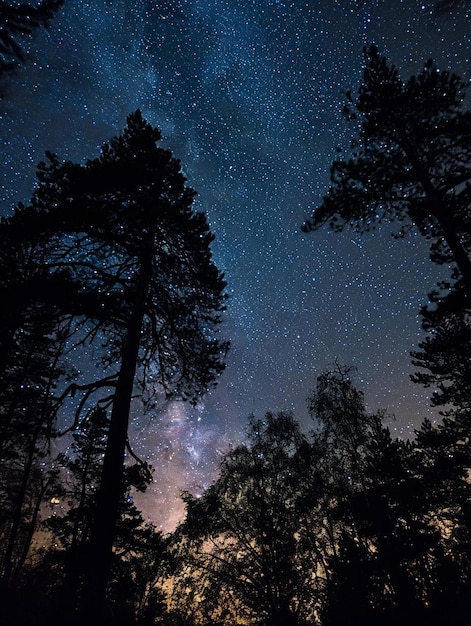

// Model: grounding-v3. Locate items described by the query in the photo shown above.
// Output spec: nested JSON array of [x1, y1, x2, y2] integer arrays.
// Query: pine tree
[[2, 110, 228, 622], [302, 45, 471, 291], [43, 405, 164, 623], [0, 301, 68, 590], [411, 288, 471, 415]]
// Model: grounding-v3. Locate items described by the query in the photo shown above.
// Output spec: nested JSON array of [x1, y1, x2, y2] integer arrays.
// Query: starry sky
[[1, 0, 470, 531]]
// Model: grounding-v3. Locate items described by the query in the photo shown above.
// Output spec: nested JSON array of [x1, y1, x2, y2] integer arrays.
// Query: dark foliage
[[301, 45, 471, 431], [411, 283, 471, 414], [0, 110, 228, 623], [0, 0, 63, 78], [29, 405, 167, 626], [302, 45, 471, 290], [0, 298, 69, 590], [173, 367, 471, 626], [173, 411, 315, 626]]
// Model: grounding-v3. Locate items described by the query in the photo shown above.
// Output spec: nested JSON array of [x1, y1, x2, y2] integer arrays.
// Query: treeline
[[1, 367, 470, 626], [0, 41, 470, 626], [169, 370, 471, 626]]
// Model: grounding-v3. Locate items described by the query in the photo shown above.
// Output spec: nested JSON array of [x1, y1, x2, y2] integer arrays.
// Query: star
[[1, 0, 469, 530]]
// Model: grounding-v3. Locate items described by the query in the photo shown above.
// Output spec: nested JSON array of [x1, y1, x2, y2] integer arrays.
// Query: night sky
[[1, 0, 470, 531]]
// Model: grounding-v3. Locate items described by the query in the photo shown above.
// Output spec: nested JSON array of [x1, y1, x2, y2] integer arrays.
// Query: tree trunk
[[79, 258, 150, 625], [1, 423, 41, 586], [432, 205, 471, 291], [12, 474, 51, 588]]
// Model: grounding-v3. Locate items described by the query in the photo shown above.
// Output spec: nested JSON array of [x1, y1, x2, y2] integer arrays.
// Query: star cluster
[[1, 0, 470, 530]]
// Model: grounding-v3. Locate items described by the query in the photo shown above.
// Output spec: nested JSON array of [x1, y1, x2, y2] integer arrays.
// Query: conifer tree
[[411, 292, 471, 415], [1, 110, 228, 622], [302, 45, 471, 291], [0, 300, 68, 589]]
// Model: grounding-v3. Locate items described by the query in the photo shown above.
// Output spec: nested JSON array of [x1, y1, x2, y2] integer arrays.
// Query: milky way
[[1, 0, 470, 530]]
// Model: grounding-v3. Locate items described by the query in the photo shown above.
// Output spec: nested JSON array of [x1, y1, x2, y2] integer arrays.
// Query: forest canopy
[[0, 4, 470, 624]]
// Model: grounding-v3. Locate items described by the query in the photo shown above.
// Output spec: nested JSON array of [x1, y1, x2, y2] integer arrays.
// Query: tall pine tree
[[302, 45, 471, 290], [2, 110, 228, 622]]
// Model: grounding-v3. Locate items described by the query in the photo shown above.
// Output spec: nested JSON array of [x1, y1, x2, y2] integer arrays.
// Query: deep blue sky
[[1, 0, 470, 530]]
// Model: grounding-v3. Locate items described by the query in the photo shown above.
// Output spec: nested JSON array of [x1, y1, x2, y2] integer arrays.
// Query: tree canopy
[[0, 110, 229, 623], [302, 45, 471, 290], [171, 368, 471, 626]]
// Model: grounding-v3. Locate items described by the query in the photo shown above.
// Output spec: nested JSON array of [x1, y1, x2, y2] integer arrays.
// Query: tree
[[2, 110, 228, 622], [306, 370, 469, 626], [411, 285, 471, 415], [307, 364, 374, 476], [173, 412, 316, 626], [0, 0, 63, 79], [39, 405, 166, 626], [414, 414, 471, 570], [0, 202, 92, 598], [302, 45, 471, 291], [43, 405, 112, 617], [0, 299, 69, 591], [171, 368, 471, 625], [306, 366, 392, 624]]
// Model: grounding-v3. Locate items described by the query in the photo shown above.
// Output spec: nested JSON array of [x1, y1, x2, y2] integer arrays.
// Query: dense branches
[[411, 289, 471, 414], [173, 369, 471, 626], [0, 0, 63, 79], [302, 45, 471, 289], [173, 412, 316, 626], [0, 110, 228, 623], [301, 45, 471, 442]]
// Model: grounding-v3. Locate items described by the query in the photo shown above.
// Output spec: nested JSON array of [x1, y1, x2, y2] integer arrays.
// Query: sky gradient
[[1, 0, 470, 530]]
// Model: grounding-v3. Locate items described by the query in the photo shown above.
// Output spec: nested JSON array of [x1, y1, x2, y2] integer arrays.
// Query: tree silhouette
[[0, 300, 69, 591], [1, 110, 228, 622], [37, 405, 166, 625], [173, 370, 394, 626], [174, 412, 316, 626], [43, 405, 112, 617], [168, 366, 471, 626], [411, 287, 471, 415], [307, 369, 471, 626], [0, 0, 63, 78], [411, 414, 471, 623], [302, 45, 471, 291]]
